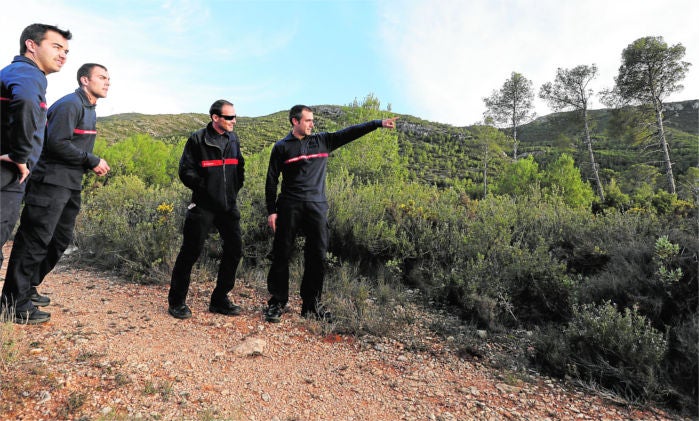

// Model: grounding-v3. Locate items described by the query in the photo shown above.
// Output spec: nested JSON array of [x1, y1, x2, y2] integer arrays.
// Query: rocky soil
[[0, 243, 682, 420]]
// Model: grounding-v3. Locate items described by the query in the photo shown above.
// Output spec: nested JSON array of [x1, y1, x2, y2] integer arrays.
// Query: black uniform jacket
[[179, 122, 245, 213]]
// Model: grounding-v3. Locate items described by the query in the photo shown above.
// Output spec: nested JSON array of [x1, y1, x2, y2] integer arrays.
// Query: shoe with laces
[[209, 301, 242, 316], [168, 304, 192, 319], [30, 291, 51, 307], [265, 303, 283, 323], [14, 307, 51, 324]]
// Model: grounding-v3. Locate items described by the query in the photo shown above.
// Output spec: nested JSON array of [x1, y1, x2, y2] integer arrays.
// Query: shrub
[[88, 135, 182, 188], [535, 301, 668, 402], [494, 155, 541, 197], [663, 314, 699, 414], [541, 153, 595, 208], [322, 260, 412, 337], [74, 175, 188, 283], [237, 146, 274, 267], [602, 178, 631, 211]]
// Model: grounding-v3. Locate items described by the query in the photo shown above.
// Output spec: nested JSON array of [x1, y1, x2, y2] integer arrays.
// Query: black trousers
[[168, 205, 242, 307], [0, 164, 26, 271], [1, 181, 80, 312], [266, 200, 328, 311]]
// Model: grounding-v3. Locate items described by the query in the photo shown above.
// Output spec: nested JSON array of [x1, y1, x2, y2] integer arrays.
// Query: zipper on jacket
[[204, 135, 230, 207]]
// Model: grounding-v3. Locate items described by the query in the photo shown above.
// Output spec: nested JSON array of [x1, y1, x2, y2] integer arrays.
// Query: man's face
[[83, 66, 110, 100], [212, 104, 237, 133], [293, 110, 314, 138], [29, 30, 69, 74]]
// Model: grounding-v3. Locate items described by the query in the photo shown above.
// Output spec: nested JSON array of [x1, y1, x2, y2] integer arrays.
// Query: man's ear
[[80, 75, 89, 86], [24, 39, 37, 54]]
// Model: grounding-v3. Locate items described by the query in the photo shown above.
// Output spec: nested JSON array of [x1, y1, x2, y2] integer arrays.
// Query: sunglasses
[[218, 114, 237, 121]]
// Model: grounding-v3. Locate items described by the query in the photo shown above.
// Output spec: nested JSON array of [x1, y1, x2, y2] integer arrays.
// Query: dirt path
[[0, 243, 678, 420]]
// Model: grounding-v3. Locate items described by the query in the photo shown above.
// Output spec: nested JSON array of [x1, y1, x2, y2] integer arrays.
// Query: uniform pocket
[[23, 192, 53, 208]]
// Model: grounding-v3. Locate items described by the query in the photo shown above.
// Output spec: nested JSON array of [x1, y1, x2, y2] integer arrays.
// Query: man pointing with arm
[[264, 104, 397, 323]]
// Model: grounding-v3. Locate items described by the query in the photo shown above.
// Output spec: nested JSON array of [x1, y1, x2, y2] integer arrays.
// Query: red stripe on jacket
[[74, 129, 97, 135], [201, 158, 239, 167], [0, 97, 46, 110], [284, 153, 329, 164]]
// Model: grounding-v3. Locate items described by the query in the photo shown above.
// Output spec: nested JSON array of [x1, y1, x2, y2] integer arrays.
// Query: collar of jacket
[[204, 122, 234, 146], [283, 131, 303, 142], [12, 55, 43, 73], [74, 88, 96, 109]]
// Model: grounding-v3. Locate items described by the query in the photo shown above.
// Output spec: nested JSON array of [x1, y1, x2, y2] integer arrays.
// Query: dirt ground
[[0, 242, 682, 420]]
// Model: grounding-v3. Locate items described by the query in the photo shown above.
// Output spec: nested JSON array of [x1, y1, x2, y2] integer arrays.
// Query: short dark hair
[[20, 23, 72, 55], [209, 99, 234, 119], [77, 63, 107, 86], [289, 105, 313, 125]]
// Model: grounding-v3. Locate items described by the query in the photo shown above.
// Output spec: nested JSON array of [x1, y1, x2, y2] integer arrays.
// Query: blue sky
[[2, 0, 698, 126]]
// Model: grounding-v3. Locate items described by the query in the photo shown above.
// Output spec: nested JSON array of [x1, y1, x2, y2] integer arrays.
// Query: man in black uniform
[[167, 99, 245, 319], [1, 24, 72, 324], [264, 104, 397, 323], [1, 62, 108, 325]]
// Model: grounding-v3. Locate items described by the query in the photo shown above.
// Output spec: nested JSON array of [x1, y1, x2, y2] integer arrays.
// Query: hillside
[[96, 99, 698, 191]]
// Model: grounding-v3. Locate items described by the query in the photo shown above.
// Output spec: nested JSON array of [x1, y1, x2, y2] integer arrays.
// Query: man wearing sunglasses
[[167, 99, 245, 319]]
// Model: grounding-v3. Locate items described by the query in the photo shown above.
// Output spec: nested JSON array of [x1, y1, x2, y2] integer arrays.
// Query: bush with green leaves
[[541, 153, 595, 208], [64, 95, 696, 414], [535, 301, 667, 402], [87, 135, 183, 188], [237, 145, 274, 267], [328, 175, 583, 327], [494, 155, 541, 197], [74, 175, 188, 283]]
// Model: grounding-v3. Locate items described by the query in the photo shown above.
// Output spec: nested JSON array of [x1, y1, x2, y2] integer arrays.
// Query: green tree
[[621, 163, 661, 194], [540, 64, 604, 201], [542, 154, 595, 208], [469, 125, 508, 197], [495, 155, 540, 197], [483, 72, 536, 160], [676, 166, 699, 201], [333, 95, 405, 183], [608, 36, 692, 194], [99, 134, 179, 186]]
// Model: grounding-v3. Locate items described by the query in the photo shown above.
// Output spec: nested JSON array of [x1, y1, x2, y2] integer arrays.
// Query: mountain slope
[[96, 100, 698, 190]]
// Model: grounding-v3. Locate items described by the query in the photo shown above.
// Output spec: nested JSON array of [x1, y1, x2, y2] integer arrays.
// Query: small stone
[[495, 383, 522, 394], [233, 338, 266, 356], [37, 390, 51, 404]]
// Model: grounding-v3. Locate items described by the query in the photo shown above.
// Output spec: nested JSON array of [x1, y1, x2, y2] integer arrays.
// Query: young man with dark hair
[[0, 23, 72, 323], [167, 99, 245, 320], [264, 105, 397, 323], [1, 63, 110, 324]]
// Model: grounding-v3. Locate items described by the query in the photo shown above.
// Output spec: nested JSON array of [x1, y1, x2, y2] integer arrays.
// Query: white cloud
[[3, 1, 697, 125], [1, 0, 192, 116], [380, 0, 699, 126]]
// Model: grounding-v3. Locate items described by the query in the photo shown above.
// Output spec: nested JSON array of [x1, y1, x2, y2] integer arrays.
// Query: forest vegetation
[[4, 35, 697, 416], [66, 94, 699, 416]]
